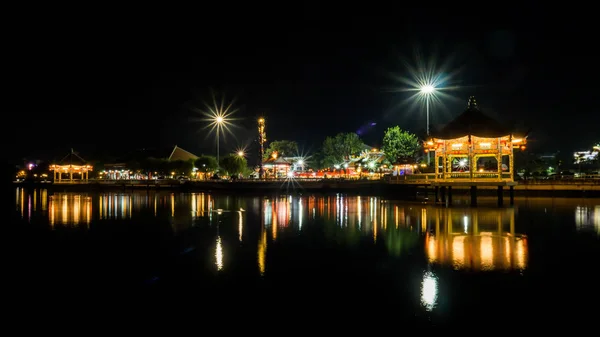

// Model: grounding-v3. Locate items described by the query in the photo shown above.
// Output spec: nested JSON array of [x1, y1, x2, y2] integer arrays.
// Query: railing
[[389, 172, 513, 183], [519, 179, 600, 185]]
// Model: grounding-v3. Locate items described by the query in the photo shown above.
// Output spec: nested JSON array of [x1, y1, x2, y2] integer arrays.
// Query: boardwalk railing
[[388, 172, 514, 184]]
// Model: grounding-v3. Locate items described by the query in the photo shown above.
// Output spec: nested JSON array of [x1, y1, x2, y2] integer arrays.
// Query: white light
[[421, 85, 434, 94], [216, 116, 223, 123], [297, 160, 304, 165], [421, 271, 438, 311], [287, 171, 294, 178], [215, 237, 223, 271]]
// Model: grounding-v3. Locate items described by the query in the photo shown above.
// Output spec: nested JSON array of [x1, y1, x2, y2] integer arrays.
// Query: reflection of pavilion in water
[[15, 188, 92, 227], [49, 193, 92, 227], [575, 206, 600, 234], [425, 207, 528, 271]]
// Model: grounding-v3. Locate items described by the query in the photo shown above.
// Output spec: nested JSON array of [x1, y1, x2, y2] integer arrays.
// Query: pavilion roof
[[263, 157, 292, 165], [53, 149, 88, 166], [431, 96, 512, 139]]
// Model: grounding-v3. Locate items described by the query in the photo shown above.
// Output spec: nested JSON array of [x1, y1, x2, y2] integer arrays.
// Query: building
[[573, 143, 599, 164], [103, 145, 199, 179], [49, 149, 93, 182], [424, 96, 527, 182]]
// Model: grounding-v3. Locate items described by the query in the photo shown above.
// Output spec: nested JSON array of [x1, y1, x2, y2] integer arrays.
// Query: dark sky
[[7, 5, 599, 164]]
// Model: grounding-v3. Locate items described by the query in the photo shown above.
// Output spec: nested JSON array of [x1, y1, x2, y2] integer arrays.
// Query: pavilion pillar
[[469, 137, 474, 181], [69, 168, 73, 182], [434, 153, 438, 180], [509, 145, 515, 181], [58, 171, 62, 181], [442, 141, 448, 180], [497, 138, 502, 181]]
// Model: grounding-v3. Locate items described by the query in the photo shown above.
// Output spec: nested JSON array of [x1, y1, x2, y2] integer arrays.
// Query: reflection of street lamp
[[421, 271, 438, 312], [420, 85, 435, 165]]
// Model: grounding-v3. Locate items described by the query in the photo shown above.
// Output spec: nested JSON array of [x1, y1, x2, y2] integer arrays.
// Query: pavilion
[[262, 152, 292, 178], [49, 149, 93, 183], [425, 96, 527, 182]]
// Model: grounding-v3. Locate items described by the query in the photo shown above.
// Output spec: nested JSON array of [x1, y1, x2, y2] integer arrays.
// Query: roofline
[[428, 133, 517, 141], [168, 145, 199, 161]]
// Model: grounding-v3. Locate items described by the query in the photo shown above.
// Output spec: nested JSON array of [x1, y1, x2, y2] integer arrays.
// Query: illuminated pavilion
[[262, 152, 292, 178], [425, 96, 527, 182], [49, 149, 93, 183]]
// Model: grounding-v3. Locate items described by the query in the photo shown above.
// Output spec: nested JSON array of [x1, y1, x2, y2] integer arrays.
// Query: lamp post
[[420, 84, 435, 165], [215, 116, 224, 168]]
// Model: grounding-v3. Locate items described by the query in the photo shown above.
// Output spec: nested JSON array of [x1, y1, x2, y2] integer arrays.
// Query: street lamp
[[215, 116, 225, 167], [420, 84, 435, 165], [237, 150, 244, 157], [420, 84, 435, 136]]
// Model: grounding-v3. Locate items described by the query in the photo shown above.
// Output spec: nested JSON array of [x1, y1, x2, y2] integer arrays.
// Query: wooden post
[[470, 186, 477, 206], [497, 186, 503, 206]]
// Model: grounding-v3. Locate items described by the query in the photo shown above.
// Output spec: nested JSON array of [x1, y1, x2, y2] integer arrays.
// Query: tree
[[169, 159, 194, 176], [141, 157, 169, 174], [220, 154, 247, 176], [321, 132, 364, 168], [264, 140, 299, 159], [195, 155, 218, 173], [381, 126, 420, 163]]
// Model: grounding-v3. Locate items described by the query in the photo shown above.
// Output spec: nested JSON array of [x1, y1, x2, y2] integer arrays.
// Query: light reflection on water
[[425, 207, 527, 271], [575, 205, 600, 234], [12, 187, 600, 314]]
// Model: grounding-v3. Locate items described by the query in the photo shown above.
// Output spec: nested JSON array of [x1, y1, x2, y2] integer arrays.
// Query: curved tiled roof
[[55, 149, 88, 165], [432, 96, 511, 139]]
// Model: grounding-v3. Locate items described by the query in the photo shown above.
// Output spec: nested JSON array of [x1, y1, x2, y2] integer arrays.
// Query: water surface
[[9, 188, 600, 325]]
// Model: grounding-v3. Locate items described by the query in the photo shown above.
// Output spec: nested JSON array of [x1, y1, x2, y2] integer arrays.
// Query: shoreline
[[12, 180, 600, 198]]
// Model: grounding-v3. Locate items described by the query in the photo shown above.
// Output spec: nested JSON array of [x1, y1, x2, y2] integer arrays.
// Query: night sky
[[7, 6, 598, 164]]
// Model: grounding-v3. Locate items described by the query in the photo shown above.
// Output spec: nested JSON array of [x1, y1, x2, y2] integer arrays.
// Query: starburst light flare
[[386, 48, 465, 122], [191, 91, 241, 167], [192, 91, 241, 143]]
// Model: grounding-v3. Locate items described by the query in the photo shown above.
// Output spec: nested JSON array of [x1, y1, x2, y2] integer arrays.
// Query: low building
[[103, 145, 199, 179]]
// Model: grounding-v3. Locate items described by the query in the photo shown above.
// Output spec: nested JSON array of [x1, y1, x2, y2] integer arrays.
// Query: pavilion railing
[[388, 172, 514, 183]]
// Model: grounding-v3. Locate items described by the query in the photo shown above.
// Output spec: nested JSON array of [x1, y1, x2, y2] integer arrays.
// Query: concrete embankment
[[13, 180, 420, 198]]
